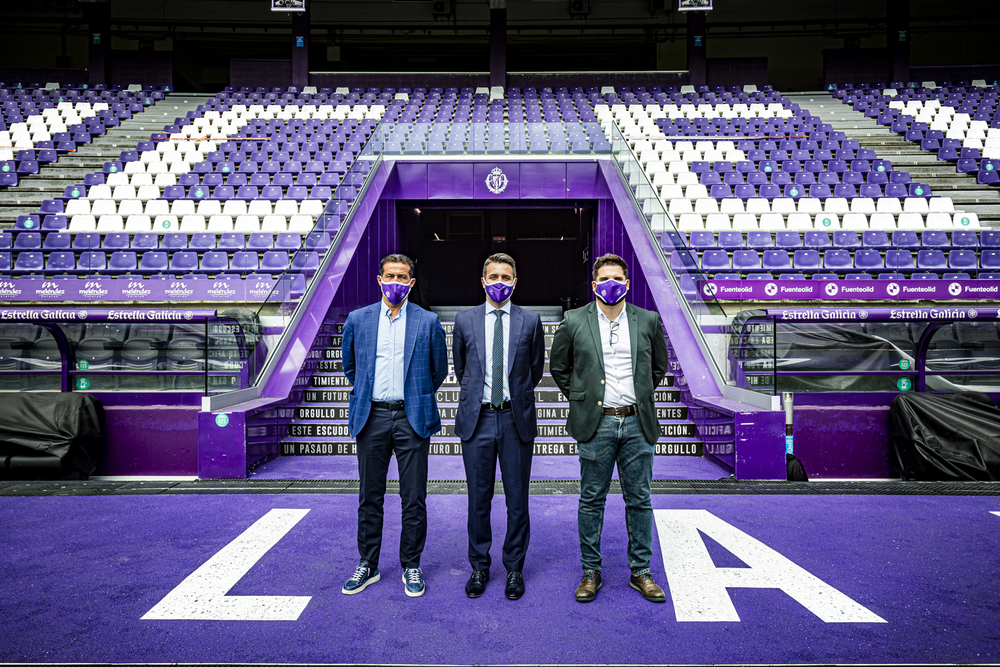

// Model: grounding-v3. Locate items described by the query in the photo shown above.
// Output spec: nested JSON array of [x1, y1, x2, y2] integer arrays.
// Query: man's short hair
[[482, 252, 517, 280], [592, 253, 628, 280], [379, 253, 415, 279]]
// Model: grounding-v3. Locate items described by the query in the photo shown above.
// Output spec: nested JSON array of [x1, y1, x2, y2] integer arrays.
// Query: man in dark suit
[[340, 253, 449, 598], [550, 253, 670, 604], [452, 253, 545, 600]]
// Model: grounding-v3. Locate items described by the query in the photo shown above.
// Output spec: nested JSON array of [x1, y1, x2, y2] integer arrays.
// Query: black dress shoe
[[505, 571, 525, 600], [465, 570, 489, 598]]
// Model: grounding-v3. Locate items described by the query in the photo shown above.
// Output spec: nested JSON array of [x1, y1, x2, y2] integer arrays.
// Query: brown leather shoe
[[575, 571, 602, 602], [630, 573, 666, 602]]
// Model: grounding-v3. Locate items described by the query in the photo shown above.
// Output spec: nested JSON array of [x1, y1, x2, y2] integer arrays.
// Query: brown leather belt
[[602, 404, 637, 416]]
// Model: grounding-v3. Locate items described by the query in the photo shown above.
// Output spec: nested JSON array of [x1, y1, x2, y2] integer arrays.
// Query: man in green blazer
[[550, 253, 670, 603]]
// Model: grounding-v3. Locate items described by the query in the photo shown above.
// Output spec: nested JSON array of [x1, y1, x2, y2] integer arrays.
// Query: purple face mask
[[594, 278, 628, 305], [380, 279, 411, 306], [484, 280, 513, 304]]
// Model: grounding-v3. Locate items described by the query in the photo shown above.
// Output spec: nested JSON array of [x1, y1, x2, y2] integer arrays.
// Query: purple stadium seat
[[304, 231, 331, 252], [199, 251, 231, 274], [700, 250, 731, 271], [231, 251, 259, 272], [162, 185, 185, 201], [71, 232, 101, 250], [107, 251, 138, 273], [803, 231, 831, 248], [189, 233, 216, 251], [101, 232, 130, 250], [670, 251, 698, 271], [920, 231, 949, 247], [862, 231, 892, 248], [732, 250, 761, 271], [823, 249, 853, 270], [77, 250, 107, 273], [169, 251, 200, 272], [688, 231, 716, 249], [247, 233, 274, 250], [951, 230, 978, 247], [218, 233, 246, 250], [15, 215, 41, 231], [13, 251, 43, 273], [42, 215, 68, 231], [132, 233, 158, 250], [63, 185, 86, 199], [917, 249, 947, 270], [45, 251, 76, 273], [854, 249, 884, 271], [162, 233, 187, 251], [762, 249, 792, 271], [42, 233, 71, 251], [236, 186, 259, 201], [792, 249, 821, 270], [261, 250, 290, 272], [885, 249, 916, 270], [948, 249, 978, 270], [139, 251, 169, 273], [39, 199, 64, 214], [828, 231, 858, 248]]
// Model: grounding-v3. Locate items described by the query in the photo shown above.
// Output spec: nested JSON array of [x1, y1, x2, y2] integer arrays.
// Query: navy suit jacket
[[452, 303, 546, 442], [341, 300, 449, 439]]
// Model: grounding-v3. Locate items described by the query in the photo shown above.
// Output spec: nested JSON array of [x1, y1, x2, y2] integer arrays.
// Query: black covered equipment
[[889, 392, 1000, 481], [0, 392, 104, 479]]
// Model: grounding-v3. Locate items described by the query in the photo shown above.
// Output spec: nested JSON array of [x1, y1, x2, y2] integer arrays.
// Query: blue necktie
[[492, 310, 504, 406]]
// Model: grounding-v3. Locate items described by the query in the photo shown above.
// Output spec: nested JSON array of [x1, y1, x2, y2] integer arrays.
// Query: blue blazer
[[341, 300, 449, 439], [452, 303, 546, 442]]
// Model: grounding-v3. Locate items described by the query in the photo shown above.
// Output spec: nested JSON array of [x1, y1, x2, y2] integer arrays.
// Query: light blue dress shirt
[[482, 300, 512, 404], [373, 300, 407, 402]]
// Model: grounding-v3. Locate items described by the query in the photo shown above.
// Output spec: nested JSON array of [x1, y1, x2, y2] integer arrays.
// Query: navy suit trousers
[[462, 405, 532, 573], [356, 403, 429, 569]]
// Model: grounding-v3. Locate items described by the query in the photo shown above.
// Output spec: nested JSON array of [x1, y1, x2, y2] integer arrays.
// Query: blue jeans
[[577, 414, 654, 576]]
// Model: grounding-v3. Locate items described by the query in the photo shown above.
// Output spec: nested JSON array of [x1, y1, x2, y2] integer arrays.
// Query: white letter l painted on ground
[[142, 508, 312, 621]]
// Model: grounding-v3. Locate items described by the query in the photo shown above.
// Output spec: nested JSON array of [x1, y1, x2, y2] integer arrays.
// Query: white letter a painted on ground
[[143, 508, 311, 621], [654, 509, 886, 623]]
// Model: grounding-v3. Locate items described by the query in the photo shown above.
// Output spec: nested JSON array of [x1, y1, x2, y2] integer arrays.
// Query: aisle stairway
[[785, 92, 1000, 228], [280, 307, 706, 460], [0, 94, 212, 226]]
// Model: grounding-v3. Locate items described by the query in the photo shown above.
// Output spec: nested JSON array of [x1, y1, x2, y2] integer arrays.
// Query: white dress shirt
[[373, 301, 407, 401], [597, 305, 636, 408], [482, 300, 512, 404]]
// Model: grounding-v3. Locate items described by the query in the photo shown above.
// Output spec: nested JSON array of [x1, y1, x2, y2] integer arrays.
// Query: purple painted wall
[[100, 405, 199, 476], [792, 406, 895, 479]]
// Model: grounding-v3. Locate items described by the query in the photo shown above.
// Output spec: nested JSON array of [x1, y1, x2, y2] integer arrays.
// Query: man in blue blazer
[[340, 253, 449, 598], [452, 253, 546, 600]]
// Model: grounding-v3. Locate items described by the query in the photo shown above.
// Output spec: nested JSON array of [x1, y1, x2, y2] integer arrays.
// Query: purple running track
[[1, 493, 999, 664]]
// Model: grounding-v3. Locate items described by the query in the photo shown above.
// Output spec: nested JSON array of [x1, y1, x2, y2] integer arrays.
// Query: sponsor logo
[[824, 282, 839, 297], [949, 282, 962, 297], [703, 282, 718, 296], [886, 282, 900, 296], [120, 281, 152, 299], [485, 167, 508, 195], [79, 281, 109, 298], [764, 282, 778, 297]]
